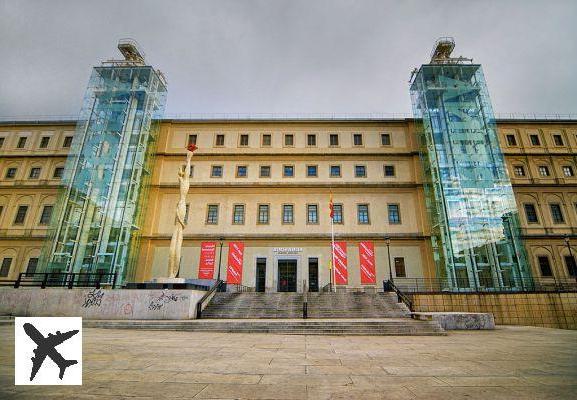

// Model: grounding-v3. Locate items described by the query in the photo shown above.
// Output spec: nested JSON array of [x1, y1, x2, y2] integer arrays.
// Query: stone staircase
[[307, 292, 410, 318], [201, 292, 303, 318]]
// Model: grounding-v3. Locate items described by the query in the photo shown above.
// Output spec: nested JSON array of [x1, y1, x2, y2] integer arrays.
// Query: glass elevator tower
[[410, 38, 531, 291], [39, 40, 167, 286]]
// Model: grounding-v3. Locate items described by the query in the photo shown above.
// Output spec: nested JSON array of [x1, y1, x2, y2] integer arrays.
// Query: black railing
[[13, 272, 118, 289], [196, 280, 224, 319], [321, 283, 333, 292], [385, 280, 414, 311], [302, 280, 308, 319], [226, 283, 255, 293]]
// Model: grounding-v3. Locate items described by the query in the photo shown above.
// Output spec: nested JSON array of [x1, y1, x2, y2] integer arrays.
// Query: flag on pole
[[329, 193, 334, 220]]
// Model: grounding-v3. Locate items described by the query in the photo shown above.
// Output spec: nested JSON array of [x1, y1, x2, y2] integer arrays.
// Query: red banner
[[358, 241, 376, 284], [198, 242, 216, 279], [226, 242, 244, 284], [332, 241, 348, 285]]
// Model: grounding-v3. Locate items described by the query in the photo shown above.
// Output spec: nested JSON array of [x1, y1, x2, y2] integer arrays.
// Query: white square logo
[[15, 317, 82, 385]]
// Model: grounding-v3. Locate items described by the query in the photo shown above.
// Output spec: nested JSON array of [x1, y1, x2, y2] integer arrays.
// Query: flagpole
[[331, 204, 336, 293]]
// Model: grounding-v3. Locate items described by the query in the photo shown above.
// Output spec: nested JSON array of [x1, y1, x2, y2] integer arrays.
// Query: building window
[[283, 165, 294, 177], [0, 137, 4, 148], [353, 133, 363, 146], [506, 134, 517, 146], [53, 167, 64, 179], [524, 203, 539, 223], [329, 134, 339, 146], [538, 256, 552, 277], [355, 165, 366, 178], [357, 204, 369, 224], [330, 165, 341, 177], [232, 204, 245, 225], [307, 204, 318, 224], [187, 134, 197, 146], [29, 167, 41, 179], [381, 133, 391, 146], [183, 204, 189, 224], [0, 258, 12, 277], [282, 204, 294, 224], [40, 136, 50, 148], [0, 206, 3, 219], [17, 137, 27, 149], [39, 205, 53, 225], [550, 204, 564, 224], [239, 134, 249, 147], [565, 255, 577, 277], [529, 134, 540, 146], [394, 257, 406, 277], [284, 134, 294, 146], [63, 136, 73, 148], [553, 134, 564, 146], [258, 204, 269, 224], [189, 165, 194, 178], [307, 165, 318, 177], [211, 165, 223, 178], [513, 166, 525, 177], [260, 165, 271, 178], [388, 204, 401, 224], [332, 204, 343, 224], [307, 134, 316, 146], [206, 205, 219, 224], [236, 165, 248, 177], [563, 166, 574, 177], [262, 134, 271, 146], [5, 167, 17, 179], [14, 205, 28, 225], [384, 165, 395, 177], [26, 258, 39, 275], [538, 166, 550, 177], [215, 134, 225, 146]]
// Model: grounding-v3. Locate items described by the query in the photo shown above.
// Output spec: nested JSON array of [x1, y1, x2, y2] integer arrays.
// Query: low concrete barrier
[[412, 312, 495, 330], [0, 288, 206, 320]]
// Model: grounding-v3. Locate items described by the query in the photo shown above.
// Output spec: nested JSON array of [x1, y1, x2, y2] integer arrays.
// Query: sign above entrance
[[273, 247, 302, 255]]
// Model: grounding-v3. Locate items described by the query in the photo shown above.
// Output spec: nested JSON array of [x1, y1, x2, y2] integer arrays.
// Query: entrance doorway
[[256, 258, 266, 292], [277, 259, 297, 292], [308, 258, 319, 292]]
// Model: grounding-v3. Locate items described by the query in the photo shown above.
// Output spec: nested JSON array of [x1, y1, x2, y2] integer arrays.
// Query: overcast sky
[[1, 0, 575, 118]]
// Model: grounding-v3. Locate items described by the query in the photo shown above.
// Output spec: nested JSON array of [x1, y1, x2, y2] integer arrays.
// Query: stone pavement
[[0, 325, 575, 399]]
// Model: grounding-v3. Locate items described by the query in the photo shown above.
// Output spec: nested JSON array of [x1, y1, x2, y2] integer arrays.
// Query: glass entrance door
[[256, 258, 266, 292], [278, 259, 297, 292], [308, 258, 319, 292]]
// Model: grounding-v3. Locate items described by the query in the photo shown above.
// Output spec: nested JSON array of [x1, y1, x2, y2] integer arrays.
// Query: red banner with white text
[[358, 241, 376, 284], [198, 242, 217, 279], [226, 242, 244, 284], [332, 241, 348, 285]]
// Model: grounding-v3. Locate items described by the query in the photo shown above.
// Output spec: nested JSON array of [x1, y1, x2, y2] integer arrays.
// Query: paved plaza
[[0, 325, 575, 399]]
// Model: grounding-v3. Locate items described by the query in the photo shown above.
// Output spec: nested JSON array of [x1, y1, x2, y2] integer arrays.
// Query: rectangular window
[[29, 167, 41, 179], [184, 204, 190, 224], [330, 165, 341, 177], [206, 204, 219, 224], [530, 134, 540, 146], [39, 205, 53, 225], [283, 165, 294, 177], [538, 166, 550, 177], [53, 167, 64, 179], [307, 134, 316, 146], [236, 165, 248, 177], [381, 133, 391, 146], [63, 136, 73, 148], [538, 256, 552, 277], [258, 204, 269, 224], [524, 203, 539, 223], [284, 134, 294, 146], [211, 165, 223, 178], [332, 204, 343, 224], [550, 204, 564, 223], [565, 255, 577, 277], [353, 133, 363, 146], [553, 134, 564, 146], [40, 136, 50, 148], [384, 165, 395, 177], [514, 166, 525, 177], [563, 166, 574, 177], [307, 165, 318, 177], [388, 204, 401, 224], [0, 206, 3, 218], [6, 168, 17, 179], [26, 258, 39, 275], [17, 137, 27, 149], [240, 134, 249, 146], [394, 257, 406, 277], [188, 134, 197, 145], [232, 204, 245, 225], [262, 134, 271, 146], [506, 134, 517, 146], [260, 165, 271, 178], [282, 204, 294, 224], [14, 205, 28, 225], [215, 134, 225, 146], [188, 165, 194, 178], [0, 137, 4, 148], [357, 204, 369, 224], [307, 204, 318, 224], [329, 134, 339, 146], [0, 258, 12, 277], [355, 165, 366, 178]]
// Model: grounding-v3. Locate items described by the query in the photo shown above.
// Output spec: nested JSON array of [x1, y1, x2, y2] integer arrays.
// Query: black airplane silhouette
[[23, 322, 79, 381]]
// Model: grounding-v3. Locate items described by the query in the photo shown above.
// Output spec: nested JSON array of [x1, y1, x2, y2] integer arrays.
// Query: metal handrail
[[196, 280, 223, 319], [14, 272, 118, 289], [386, 280, 414, 312], [302, 280, 308, 319], [392, 277, 577, 293]]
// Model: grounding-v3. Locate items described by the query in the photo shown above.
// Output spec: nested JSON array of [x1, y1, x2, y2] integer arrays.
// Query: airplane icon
[[23, 322, 79, 381]]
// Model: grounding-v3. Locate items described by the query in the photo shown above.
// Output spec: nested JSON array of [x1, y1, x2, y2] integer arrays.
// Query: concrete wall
[[0, 288, 206, 320], [409, 292, 577, 330]]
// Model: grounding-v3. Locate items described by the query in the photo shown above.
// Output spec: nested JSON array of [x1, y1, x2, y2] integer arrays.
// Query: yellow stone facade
[[1, 119, 576, 290]]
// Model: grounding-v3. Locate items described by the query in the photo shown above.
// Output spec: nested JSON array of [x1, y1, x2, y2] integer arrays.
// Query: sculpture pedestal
[[151, 277, 186, 284]]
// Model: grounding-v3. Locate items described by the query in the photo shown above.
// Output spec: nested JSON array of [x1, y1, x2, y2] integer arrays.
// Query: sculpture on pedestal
[[167, 144, 197, 278]]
